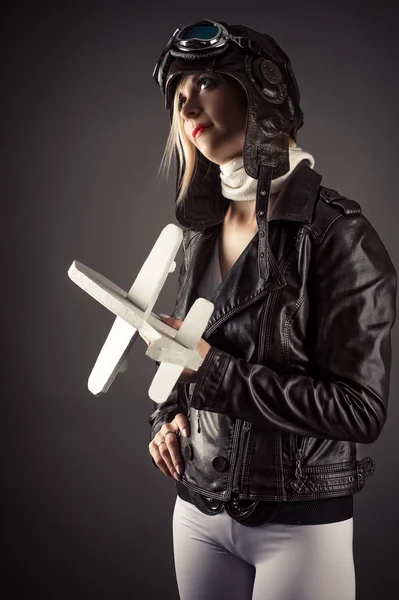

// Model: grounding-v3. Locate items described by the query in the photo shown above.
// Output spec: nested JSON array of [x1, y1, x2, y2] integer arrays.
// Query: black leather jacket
[[149, 162, 397, 503]]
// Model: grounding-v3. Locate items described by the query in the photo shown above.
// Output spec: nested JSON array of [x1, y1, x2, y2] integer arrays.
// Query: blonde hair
[[158, 76, 196, 204], [158, 74, 297, 204]]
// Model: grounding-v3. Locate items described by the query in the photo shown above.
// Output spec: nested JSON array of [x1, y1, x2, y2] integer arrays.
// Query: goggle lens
[[179, 24, 219, 41]]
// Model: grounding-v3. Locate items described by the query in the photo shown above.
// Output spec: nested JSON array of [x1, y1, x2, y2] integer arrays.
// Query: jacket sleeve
[[148, 249, 188, 445], [189, 212, 397, 444]]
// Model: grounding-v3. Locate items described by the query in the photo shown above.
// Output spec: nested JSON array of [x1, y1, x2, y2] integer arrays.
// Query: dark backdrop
[[2, 1, 398, 598]]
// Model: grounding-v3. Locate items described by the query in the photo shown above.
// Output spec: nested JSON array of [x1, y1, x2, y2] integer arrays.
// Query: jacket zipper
[[256, 244, 295, 364], [231, 421, 251, 493], [203, 290, 276, 340], [292, 435, 307, 479], [284, 460, 354, 476], [257, 293, 278, 364], [256, 295, 272, 364], [224, 420, 243, 500]]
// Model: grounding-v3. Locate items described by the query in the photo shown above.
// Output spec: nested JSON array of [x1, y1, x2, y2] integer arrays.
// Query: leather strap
[[255, 164, 272, 281]]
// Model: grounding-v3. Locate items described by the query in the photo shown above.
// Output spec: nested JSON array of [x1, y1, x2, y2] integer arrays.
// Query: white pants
[[172, 495, 356, 600]]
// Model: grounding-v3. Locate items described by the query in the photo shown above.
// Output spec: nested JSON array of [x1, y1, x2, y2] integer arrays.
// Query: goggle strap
[[169, 45, 227, 61]]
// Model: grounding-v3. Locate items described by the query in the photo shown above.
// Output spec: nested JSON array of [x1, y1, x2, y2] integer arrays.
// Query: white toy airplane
[[68, 224, 214, 404]]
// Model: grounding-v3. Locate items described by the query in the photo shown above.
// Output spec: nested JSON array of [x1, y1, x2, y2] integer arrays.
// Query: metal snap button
[[184, 444, 194, 461], [212, 456, 229, 472]]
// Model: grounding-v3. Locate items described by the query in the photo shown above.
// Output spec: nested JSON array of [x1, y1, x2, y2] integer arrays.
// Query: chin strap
[[255, 164, 273, 281]]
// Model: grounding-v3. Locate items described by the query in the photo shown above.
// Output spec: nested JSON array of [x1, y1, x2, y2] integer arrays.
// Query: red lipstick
[[192, 124, 212, 138]]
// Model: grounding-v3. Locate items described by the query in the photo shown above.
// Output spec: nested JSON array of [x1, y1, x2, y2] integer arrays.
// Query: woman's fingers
[[150, 437, 175, 479], [173, 413, 190, 438], [158, 434, 182, 480], [159, 314, 181, 329], [149, 413, 190, 480], [160, 418, 186, 477]]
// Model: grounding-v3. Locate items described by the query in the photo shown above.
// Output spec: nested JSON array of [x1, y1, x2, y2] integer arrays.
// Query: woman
[[148, 20, 396, 600]]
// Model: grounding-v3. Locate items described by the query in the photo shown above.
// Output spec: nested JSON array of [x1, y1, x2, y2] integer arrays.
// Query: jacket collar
[[175, 159, 321, 231], [268, 160, 322, 223]]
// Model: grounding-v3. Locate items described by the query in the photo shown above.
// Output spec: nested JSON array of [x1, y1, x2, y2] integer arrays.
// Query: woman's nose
[[181, 96, 201, 120]]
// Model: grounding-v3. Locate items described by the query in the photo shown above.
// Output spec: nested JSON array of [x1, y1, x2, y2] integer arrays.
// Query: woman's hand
[[149, 413, 190, 480], [158, 314, 212, 384]]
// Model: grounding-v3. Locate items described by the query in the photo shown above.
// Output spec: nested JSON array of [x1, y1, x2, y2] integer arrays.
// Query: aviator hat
[[153, 19, 304, 281]]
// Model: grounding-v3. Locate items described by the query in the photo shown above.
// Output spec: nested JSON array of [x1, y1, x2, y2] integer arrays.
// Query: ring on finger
[[157, 440, 167, 448], [164, 431, 177, 441]]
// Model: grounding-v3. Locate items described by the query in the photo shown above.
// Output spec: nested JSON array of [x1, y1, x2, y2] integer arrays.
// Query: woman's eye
[[198, 76, 215, 90], [177, 77, 216, 110]]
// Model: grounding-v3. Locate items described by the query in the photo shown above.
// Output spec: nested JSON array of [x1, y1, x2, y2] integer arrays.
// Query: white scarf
[[219, 147, 315, 201]]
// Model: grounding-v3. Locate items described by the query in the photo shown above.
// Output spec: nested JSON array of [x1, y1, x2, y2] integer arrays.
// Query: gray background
[[2, 1, 398, 598]]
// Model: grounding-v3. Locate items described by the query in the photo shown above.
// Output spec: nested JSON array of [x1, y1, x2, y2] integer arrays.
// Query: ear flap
[[245, 55, 287, 105]]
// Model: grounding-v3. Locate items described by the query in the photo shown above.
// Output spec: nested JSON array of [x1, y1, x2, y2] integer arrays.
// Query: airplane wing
[[126, 223, 182, 320], [68, 221, 182, 332], [88, 316, 139, 396], [148, 297, 214, 404], [68, 260, 174, 337], [148, 363, 185, 405]]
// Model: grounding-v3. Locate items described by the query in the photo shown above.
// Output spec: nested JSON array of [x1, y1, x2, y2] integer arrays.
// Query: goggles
[[153, 19, 262, 95]]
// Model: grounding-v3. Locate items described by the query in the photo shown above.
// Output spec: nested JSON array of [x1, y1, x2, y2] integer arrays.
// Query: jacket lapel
[[207, 226, 286, 328], [174, 162, 322, 330], [175, 224, 286, 329]]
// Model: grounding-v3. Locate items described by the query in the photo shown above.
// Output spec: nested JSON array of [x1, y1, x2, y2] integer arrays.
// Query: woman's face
[[177, 72, 247, 166]]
